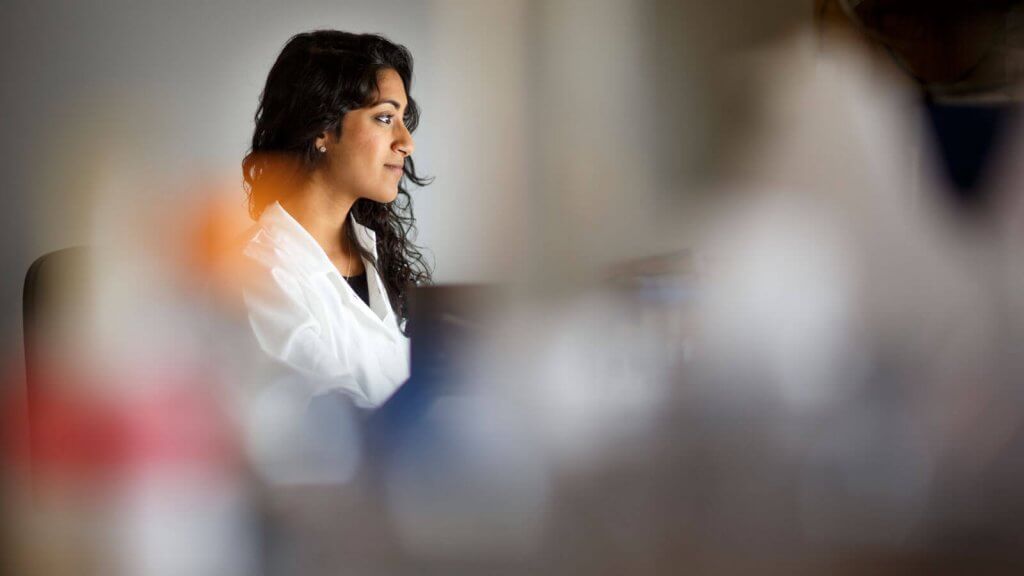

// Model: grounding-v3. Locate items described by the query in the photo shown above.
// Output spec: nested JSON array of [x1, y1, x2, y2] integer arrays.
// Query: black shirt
[[345, 272, 370, 307]]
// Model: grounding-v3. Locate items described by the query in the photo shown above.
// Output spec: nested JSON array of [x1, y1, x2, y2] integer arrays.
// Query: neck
[[280, 172, 357, 259]]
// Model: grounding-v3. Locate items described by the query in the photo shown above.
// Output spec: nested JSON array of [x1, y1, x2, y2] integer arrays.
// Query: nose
[[393, 123, 415, 158]]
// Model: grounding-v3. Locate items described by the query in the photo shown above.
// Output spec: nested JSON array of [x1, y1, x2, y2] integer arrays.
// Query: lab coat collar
[[260, 201, 393, 324], [260, 201, 378, 275]]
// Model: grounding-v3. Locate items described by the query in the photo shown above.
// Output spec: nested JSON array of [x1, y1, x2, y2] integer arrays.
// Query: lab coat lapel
[[350, 216, 394, 325]]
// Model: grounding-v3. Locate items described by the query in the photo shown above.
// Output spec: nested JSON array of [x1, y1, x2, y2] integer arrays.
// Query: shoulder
[[242, 223, 285, 269], [242, 211, 313, 277], [233, 213, 310, 312], [245, 202, 336, 279]]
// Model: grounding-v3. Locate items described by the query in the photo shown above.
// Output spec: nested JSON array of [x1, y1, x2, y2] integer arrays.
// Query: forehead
[[374, 69, 408, 106]]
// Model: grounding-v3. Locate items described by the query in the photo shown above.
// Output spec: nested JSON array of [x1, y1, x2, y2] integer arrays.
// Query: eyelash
[[375, 114, 395, 126]]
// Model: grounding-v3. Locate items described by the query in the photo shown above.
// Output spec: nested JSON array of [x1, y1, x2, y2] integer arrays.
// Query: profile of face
[[316, 68, 416, 204]]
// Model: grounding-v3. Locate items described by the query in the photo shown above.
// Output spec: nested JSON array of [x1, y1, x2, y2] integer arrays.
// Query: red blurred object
[[3, 362, 238, 488]]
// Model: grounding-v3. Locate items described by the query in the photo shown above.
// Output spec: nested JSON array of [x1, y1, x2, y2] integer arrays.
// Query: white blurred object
[[695, 31, 996, 411], [688, 32, 1013, 549], [245, 380, 363, 487], [114, 479, 255, 576], [698, 194, 864, 411], [508, 289, 682, 467]]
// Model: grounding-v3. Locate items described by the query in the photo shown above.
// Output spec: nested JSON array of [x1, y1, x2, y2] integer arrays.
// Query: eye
[[375, 114, 395, 126]]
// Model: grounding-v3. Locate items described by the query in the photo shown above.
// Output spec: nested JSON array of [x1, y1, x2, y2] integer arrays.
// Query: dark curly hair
[[242, 30, 432, 327]]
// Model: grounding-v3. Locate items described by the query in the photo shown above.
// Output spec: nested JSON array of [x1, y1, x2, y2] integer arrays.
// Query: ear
[[315, 133, 328, 150]]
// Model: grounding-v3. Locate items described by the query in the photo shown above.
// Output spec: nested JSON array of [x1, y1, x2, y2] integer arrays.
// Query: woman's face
[[320, 68, 416, 203]]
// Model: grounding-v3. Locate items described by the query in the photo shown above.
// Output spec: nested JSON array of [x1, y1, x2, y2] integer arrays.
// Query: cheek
[[333, 118, 391, 188], [332, 138, 367, 175], [346, 132, 386, 170]]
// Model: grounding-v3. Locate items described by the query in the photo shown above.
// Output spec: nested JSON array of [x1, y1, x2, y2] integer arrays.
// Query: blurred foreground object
[[6, 217, 256, 575]]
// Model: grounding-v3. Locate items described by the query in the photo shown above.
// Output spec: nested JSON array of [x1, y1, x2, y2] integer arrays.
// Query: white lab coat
[[241, 201, 410, 408]]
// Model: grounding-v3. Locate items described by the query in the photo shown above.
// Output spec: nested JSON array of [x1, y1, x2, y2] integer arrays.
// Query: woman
[[241, 30, 431, 408]]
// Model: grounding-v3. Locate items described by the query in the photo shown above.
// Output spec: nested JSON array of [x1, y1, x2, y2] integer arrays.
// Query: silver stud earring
[[318, 145, 327, 153]]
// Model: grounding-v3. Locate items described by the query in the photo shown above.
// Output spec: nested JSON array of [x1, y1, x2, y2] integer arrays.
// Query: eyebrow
[[370, 98, 405, 111]]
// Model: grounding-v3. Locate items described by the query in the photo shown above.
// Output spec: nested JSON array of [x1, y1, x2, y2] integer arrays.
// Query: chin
[[355, 185, 397, 204], [372, 188, 400, 204]]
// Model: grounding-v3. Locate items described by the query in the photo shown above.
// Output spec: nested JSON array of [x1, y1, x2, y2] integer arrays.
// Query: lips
[[384, 164, 403, 174]]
